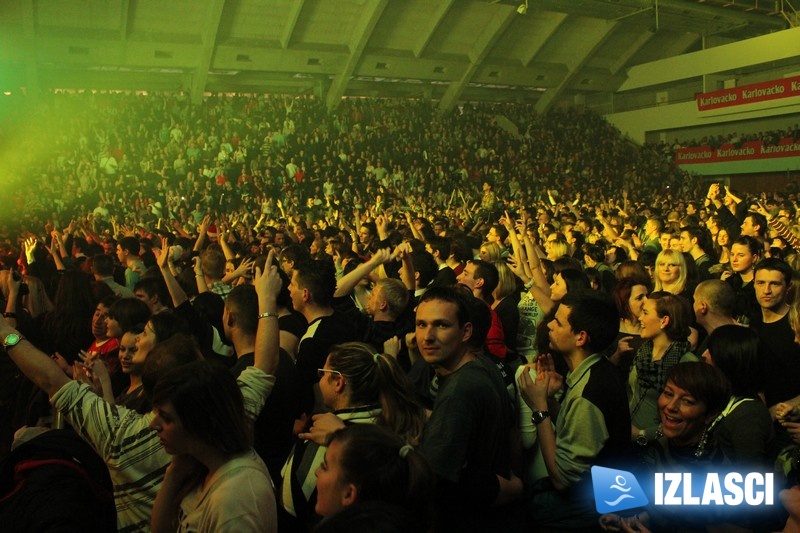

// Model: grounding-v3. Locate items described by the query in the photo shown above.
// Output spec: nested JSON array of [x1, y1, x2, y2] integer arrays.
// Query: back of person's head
[[108, 297, 151, 333], [637, 250, 657, 269], [560, 289, 618, 353], [754, 257, 794, 286], [295, 259, 337, 306], [149, 311, 189, 343], [462, 289, 491, 350], [374, 278, 409, 319], [493, 261, 518, 301], [559, 268, 591, 293], [615, 260, 651, 287], [695, 279, 735, 317], [410, 251, 437, 289], [119, 236, 140, 256], [200, 248, 226, 280], [665, 362, 731, 417], [329, 342, 425, 444], [648, 291, 692, 341], [142, 333, 203, 399], [53, 270, 95, 313], [706, 324, 761, 398], [225, 284, 258, 335], [324, 424, 433, 526], [553, 255, 582, 273], [450, 235, 473, 264], [152, 359, 250, 455], [92, 254, 114, 276]]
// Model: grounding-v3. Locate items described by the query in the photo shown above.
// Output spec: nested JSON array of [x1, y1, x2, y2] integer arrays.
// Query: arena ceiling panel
[[0, 0, 792, 112]]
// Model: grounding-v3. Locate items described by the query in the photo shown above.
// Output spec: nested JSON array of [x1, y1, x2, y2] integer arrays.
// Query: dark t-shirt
[[230, 349, 301, 482], [751, 312, 800, 407]]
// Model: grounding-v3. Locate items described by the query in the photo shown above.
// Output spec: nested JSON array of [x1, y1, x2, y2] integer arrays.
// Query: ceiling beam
[[535, 19, 619, 113], [191, 0, 226, 105], [522, 11, 569, 68], [412, 0, 455, 58], [438, 5, 517, 113], [280, 0, 305, 49], [609, 29, 654, 75], [325, 0, 388, 111]]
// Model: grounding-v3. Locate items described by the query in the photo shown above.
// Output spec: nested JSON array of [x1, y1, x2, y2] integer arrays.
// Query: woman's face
[[315, 438, 352, 518], [136, 321, 158, 360], [717, 229, 729, 247], [225, 261, 235, 276], [657, 258, 681, 285], [118, 332, 140, 375], [478, 247, 490, 261], [550, 273, 568, 303], [658, 380, 711, 447], [149, 401, 191, 455], [730, 243, 756, 273], [627, 284, 649, 320], [639, 298, 666, 340]]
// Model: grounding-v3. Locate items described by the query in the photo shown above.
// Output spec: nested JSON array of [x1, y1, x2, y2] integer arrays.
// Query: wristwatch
[[3, 332, 23, 351], [635, 429, 648, 446], [531, 410, 550, 425]]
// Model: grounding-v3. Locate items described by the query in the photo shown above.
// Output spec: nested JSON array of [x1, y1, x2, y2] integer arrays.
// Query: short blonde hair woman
[[653, 248, 688, 297]]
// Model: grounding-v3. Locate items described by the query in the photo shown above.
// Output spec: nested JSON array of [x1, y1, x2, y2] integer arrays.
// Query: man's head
[[425, 236, 451, 265], [134, 277, 171, 314], [457, 259, 498, 304], [289, 259, 337, 312], [279, 244, 311, 275], [92, 253, 114, 278], [200, 248, 226, 281], [679, 226, 705, 254], [645, 217, 664, 238], [223, 284, 259, 338], [547, 290, 618, 357], [415, 286, 473, 373], [693, 279, 735, 326], [485, 224, 508, 246], [754, 258, 793, 312], [740, 213, 768, 240], [365, 278, 409, 320], [117, 236, 140, 263], [406, 250, 437, 291]]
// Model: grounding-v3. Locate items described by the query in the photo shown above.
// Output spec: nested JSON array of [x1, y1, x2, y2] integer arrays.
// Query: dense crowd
[[0, 91, 799, 532]]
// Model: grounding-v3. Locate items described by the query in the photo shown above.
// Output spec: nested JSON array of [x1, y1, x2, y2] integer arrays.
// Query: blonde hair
[[493, 261, 517, 301], [479, 242, 502, 263], [653, 248, 687, 295]]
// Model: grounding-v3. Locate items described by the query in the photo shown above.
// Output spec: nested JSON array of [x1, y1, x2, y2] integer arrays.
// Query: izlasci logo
[[591, 466, 649, 514]]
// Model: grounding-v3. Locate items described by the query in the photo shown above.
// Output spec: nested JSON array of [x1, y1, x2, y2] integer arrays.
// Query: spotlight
[[517, 1, 528, 14]]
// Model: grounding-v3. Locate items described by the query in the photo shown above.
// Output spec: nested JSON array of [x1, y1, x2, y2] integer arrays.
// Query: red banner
[[696, 75, 800, 112], [674, 138, 800, 164]]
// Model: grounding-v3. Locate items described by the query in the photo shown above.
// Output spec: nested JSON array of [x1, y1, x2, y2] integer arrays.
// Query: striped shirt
[[51, 367, 274, 532]]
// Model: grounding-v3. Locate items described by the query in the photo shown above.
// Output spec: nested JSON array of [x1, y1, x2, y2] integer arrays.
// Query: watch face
[[4, 333, 20, 347]]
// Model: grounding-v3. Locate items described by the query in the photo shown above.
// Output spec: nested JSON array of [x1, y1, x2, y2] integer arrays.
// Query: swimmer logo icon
[[592, 466, 649, 514]]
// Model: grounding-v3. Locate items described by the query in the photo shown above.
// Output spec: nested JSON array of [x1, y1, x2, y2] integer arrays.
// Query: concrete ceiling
[[0, 0, 791, 112]]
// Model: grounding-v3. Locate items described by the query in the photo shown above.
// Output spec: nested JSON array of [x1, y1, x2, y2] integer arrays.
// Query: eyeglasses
[[317, 368, 344, 379]]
